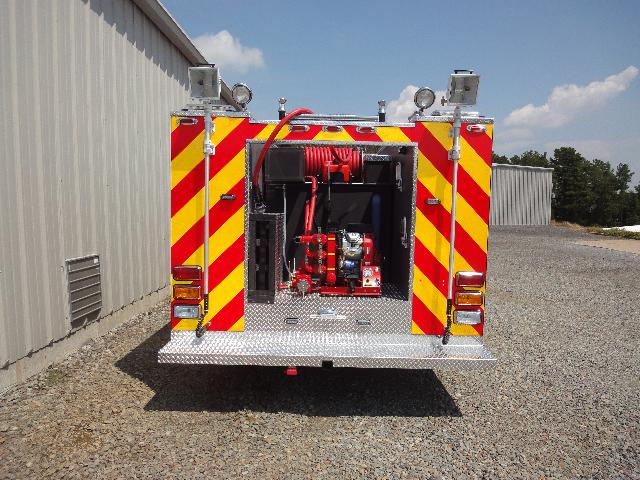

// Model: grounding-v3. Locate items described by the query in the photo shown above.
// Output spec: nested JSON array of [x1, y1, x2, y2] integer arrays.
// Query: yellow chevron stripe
[[171, 148, 245, 246], [411, 320, 425, 335], [424, 122, 491, 196], [414, 209, 473, 272], [170, 117, 244, 189], [376, 127, 412, 143], [182, 206, 244, 268], [312, 129, 354, 142], [413, 265, 479, 336], [417, 153, 488, 252], [253, 124, 293, 141], [228, 316, 244, 332]]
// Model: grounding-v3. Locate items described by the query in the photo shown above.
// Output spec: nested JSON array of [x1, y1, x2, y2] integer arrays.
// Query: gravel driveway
[[0, 226, 638, 479]]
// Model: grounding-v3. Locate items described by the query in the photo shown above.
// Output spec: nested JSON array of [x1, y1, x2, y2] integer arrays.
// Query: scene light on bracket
[[188, 65, 221, 100], [442, 69, 480, 106], [414, 87, 436, 114], [231, 83, 253, 108]]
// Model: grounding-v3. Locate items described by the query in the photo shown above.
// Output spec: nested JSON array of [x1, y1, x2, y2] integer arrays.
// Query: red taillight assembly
[[172, 265, 202, 281], [455, 271, 485, 288]]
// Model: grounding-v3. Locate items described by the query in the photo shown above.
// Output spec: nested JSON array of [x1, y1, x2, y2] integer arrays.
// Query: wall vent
[[65, 255, 102, 326]]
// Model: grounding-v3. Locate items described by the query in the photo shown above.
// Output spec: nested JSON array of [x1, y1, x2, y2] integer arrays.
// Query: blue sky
[[163, 0, 640, 180]]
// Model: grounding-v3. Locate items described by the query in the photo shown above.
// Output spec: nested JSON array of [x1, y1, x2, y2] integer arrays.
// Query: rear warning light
[[454, 309, 483, 325], [173, 285, 201, 300], [454, 290, 483, 306], [172, 265, 201, 281], [173, 304, 200, 319], [455, 271, 485, 288]]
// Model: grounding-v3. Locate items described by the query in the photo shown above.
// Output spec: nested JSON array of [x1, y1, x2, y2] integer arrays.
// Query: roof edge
[[132, 0, 240, 110]]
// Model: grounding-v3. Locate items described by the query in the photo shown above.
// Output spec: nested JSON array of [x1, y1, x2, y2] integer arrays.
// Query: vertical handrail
[[443, 105, 462, 345]]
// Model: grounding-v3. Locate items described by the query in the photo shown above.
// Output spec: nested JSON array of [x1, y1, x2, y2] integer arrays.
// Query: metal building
[[489, 164, 554, 226], [0, 0, 236, 391]]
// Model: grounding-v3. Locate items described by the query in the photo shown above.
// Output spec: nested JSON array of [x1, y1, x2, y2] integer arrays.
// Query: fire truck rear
[[159, 66, 496, 370]]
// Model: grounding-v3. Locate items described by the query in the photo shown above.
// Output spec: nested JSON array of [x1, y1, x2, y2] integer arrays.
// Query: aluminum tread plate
[[158, 331, 495, 369]]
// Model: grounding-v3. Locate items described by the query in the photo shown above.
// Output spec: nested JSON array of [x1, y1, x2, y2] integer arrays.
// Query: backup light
[[231, 83, 252, 107], [173, 304, 200, 319], [414, 87, 436, 110], [454, 290, 483, 306], [454, 309, 483, 325], [172, 265, 202, 281], [174, 285, 201, 300], [455, 271, 485, 288]]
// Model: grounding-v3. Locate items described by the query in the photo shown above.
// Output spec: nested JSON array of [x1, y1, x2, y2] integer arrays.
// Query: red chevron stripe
[[411, 294, 445, 335], [413, 238, 448, 296], [461, 127, 492, 167], [171, 119, 265, 217], [171, 179, 244, 266], [343, 125, 383, 143], [402, 123, 490, 223], [207, 290, 244, 331], [416, 181, 487, 272], [171, 118, 204, 160], [208, 235, 244, 293]]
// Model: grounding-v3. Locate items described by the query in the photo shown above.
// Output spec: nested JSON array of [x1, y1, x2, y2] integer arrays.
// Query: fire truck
[[158, 66, 496, 372]]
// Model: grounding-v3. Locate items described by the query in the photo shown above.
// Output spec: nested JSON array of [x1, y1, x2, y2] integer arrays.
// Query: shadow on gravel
[[116, 325, 461, 418]]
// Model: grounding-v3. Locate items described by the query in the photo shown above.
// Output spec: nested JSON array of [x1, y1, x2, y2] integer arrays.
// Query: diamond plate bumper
[[158, 331, 496, 369]]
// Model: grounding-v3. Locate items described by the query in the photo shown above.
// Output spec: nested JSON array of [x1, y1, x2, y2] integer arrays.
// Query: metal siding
[[489, 165, 553, 226], [0, 0, 192, 367]]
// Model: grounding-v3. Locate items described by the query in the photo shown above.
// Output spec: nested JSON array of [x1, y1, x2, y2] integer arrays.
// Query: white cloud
[[504, 65, 638, 129], [193, 30, 265, 74], [387, 85, 446, 122]]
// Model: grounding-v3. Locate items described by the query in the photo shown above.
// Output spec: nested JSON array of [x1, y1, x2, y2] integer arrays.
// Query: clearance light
[[173, 304, 200, 319], [173, 285, 201, 300], [172, 265, 201, 281], [454, 309, 483, 325], [455, 290, 483, 306], [455, 271, 485, 288]]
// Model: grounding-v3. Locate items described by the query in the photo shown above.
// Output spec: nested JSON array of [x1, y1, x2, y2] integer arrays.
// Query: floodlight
[[231, 83, 253, 106], [414, 87, 436, 110], [188, 65, 221, 100], [445, 70, 480, 106]]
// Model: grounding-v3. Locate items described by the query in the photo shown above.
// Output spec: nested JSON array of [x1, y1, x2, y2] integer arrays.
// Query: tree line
[[492, 148, 640, 227]]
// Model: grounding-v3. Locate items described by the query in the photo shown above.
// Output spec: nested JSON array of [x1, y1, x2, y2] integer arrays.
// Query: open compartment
[[245, 140, 417, 332]]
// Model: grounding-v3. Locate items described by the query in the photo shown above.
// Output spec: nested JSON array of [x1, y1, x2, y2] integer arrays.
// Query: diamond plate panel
[[158, 330, 495, 369]]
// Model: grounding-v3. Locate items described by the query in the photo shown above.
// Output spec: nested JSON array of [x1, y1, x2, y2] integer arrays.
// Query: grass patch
[[43, 367, 68, 387], [588, 227, 640, 240]]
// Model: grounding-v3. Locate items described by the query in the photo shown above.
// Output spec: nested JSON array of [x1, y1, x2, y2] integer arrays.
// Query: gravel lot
[[0, 226, 638, 479]]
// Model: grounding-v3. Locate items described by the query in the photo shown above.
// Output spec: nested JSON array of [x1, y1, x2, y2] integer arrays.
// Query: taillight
[[455, 271, 485, 288], [173, 285, 201, 300], [454, 290, 483, 306], [172, 265, 201, 281]]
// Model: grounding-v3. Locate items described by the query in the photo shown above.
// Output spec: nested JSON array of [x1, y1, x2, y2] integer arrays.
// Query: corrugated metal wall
[[489, 164, 554, 226], [0, 0, 192, 368]]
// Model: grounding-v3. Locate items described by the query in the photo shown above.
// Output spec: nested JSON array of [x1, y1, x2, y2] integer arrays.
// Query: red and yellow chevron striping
[[169, 114, 493, 336]]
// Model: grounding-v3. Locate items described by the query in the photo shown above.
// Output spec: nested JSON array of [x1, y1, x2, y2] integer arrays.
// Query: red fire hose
[[252, 108, 314, 188]]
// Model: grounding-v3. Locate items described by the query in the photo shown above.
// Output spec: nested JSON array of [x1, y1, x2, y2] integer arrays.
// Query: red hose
[[304, 176, 317, 235], [252, 108, 314, 187]]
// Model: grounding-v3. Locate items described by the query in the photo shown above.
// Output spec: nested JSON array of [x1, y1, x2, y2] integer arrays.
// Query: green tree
[[587, 159, 619, 226], [615, 163, 633, 192], [491, 152, 510, 164], [509, 150, 551, 168], [550, 147, 593, 224]]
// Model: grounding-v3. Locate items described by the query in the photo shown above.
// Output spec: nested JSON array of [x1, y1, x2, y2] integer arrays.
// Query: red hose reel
[[304, 146, 362, 182]]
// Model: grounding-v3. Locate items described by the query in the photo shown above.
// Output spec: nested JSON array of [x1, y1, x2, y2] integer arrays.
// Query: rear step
[[159, 331, 495, 369]]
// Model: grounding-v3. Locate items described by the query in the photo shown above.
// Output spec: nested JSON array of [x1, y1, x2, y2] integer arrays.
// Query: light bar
[[172, 265, 202, 281], [455, 271, 485, 288], [173, 304, 200, 319], [173, 285, 201, 300], [454, 309, 483, 325]]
